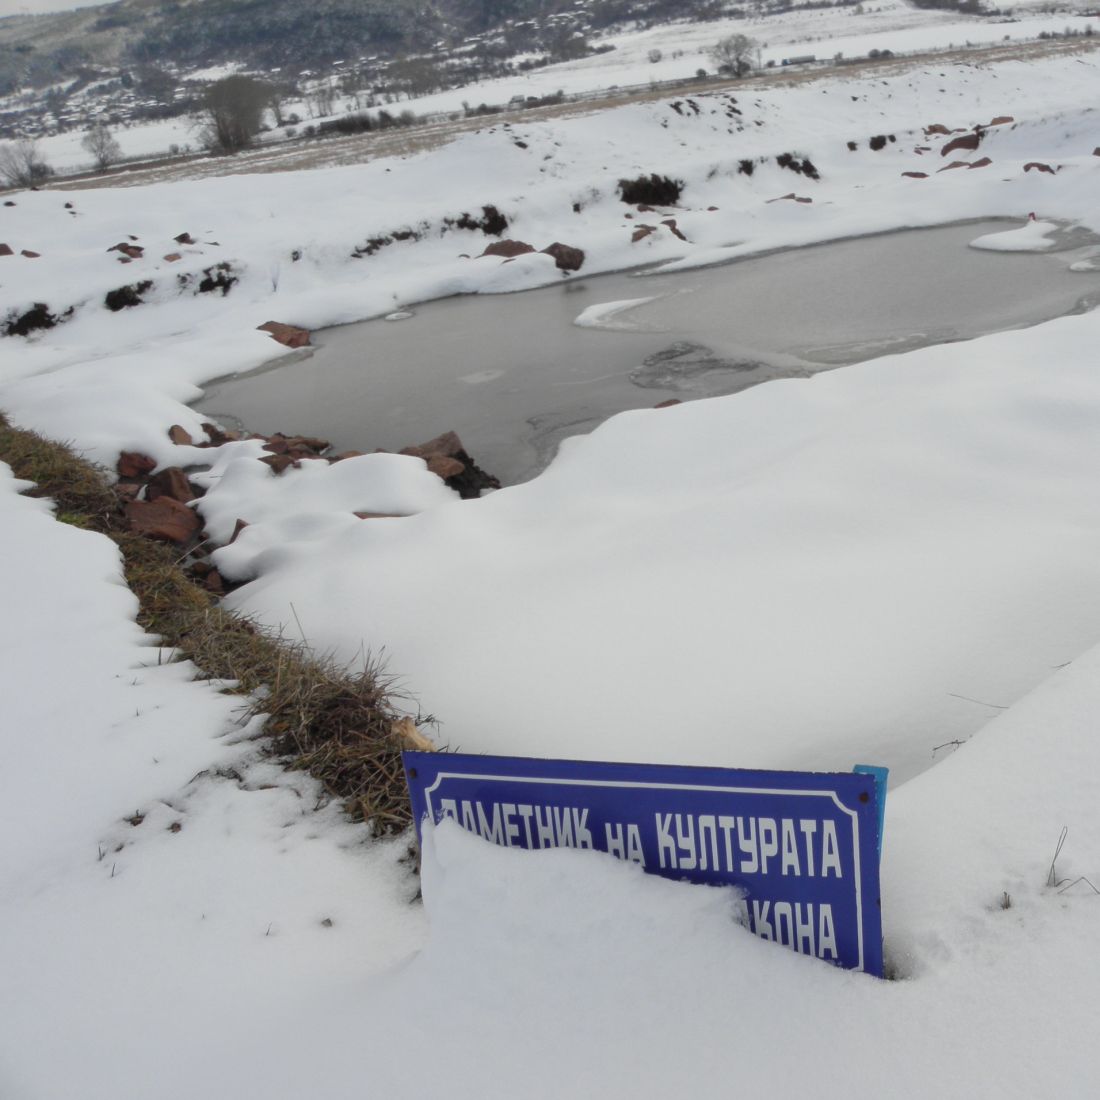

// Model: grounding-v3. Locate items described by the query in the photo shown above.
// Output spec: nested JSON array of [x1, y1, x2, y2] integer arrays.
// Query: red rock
[[1024, 162, 1055, 174], [968, 157, 992, 169], [109, 242, 145, 259], [400, 431, 465, 462], [259, 453, 297, 474], [0, 243, 12, 257], [399, 430, 499, 497], [125, 497, 200, 544], [163, 253, 182, 262], [941, 132, 980, 157], [168, 424, 193, 445], [257, 321, 311, 349], [174, 232, 195, 245], [632, 225, 657, 242], [902, 171, 928, 179], [20, 249, 40, 258], [117, 451, 157, 479], [115, 482, 141, 501], [146, 467, 195, 504], [661, 218, 687, 241], [654, 398, 682, 409], [541, 242, 585, 271], [481, 239, 535, 259], [284, 435, 329, 453], [426, 455, 465, 479]]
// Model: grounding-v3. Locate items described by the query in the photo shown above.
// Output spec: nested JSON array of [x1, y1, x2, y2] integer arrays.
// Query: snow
[[970, 217, 1060, 250], [5, 27, 1100, 1100], [573, 294, 659, 328]]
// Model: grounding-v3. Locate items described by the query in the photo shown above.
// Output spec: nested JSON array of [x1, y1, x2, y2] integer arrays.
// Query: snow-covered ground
[[23, 4, 1097, 173], [4, 32, 1100, 1099]]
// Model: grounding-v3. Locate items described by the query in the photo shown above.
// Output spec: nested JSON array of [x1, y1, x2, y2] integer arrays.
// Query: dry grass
[[0, 413, 419, 832]]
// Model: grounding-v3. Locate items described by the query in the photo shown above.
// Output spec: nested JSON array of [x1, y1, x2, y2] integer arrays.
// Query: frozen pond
[[197, 220, 1100, 484]]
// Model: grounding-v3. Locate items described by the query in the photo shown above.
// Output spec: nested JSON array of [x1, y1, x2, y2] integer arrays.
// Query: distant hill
[[0, 0, 703, 93]]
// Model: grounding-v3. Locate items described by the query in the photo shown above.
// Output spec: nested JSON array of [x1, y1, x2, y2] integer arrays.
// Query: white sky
[[0, 0, 111, 17]]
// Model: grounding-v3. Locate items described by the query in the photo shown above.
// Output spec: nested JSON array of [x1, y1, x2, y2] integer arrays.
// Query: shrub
[[618, 173, 683, 205]]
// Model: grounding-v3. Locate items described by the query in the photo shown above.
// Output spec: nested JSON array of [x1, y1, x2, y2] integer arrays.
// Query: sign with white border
[[405, 751, 885, 975]]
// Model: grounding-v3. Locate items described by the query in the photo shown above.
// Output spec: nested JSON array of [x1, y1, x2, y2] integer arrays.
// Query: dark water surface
[[198, 220, 1100, 483]]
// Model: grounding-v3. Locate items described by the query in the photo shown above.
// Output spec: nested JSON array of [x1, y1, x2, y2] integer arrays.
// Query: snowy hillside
[[3, 33, 1100, 1100]]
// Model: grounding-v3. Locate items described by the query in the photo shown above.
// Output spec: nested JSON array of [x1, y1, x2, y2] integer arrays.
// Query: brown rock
[[400, 430, 500, 498], [146, 467, 195, 504], [481, 239, 535, 259], [938, 161, 971, 172], [117, 451, 157, 479], [968, 157, 992, 169], [174, 232, 195, 245], [163, 253, 182, 262], [661, 218, 687, 242], [707, 206, 719, 212], [126, 497, 200, 544], [109, 242, 145, 259], [766, 193, 812, 203], [330, 450, 365, 462], [541, 242, 585, 271], [285, 435, 329, 453], [114, 482, 141, 502], [941, 132, 981, 157], [229, 518, 249, 544], [632, 225, 657, 243], [354, 511, 404, 519], [987, 115, 1014, 127], [257, 320, 311, 348], [1024, 162, 1055, 174], [1094, 148, 1100, 157], [203, 568, 226, 595], [427, 455, 466, 479], [21, 249, 40, 258], [201, 422, 228, 445], [637, 204, 657, 213], [262, 437, 289, 454], [0, 243, 13, 257], [259, 453, 297, 474], [902, 171, 929, 179], [654, 398, 682, 409], [168, 424, 193, 446], [924, 123, 950, 136]]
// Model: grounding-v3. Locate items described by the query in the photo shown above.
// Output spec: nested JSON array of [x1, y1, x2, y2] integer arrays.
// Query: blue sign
[[404, 752, 886, 976]]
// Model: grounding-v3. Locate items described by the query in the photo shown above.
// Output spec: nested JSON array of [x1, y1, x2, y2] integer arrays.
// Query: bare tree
[[711, 33, 757, 78], [81, 122, 123, 171], [0, 138, 52, 188], [200, 75, 275, 153]]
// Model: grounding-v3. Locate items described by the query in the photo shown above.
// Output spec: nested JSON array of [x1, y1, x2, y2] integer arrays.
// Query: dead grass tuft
[[0, 412, 419, 832]]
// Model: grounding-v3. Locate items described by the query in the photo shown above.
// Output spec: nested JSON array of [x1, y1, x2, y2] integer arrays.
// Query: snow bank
[[970, 218, 1059, 251]]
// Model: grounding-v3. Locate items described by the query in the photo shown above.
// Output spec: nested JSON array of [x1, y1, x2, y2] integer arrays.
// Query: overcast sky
[[0, 0, 112, 17]]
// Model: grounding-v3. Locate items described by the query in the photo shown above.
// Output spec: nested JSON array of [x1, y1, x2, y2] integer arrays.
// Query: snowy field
[[20, 3, 1099, 173], [4, 30, 1100, 1099]]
